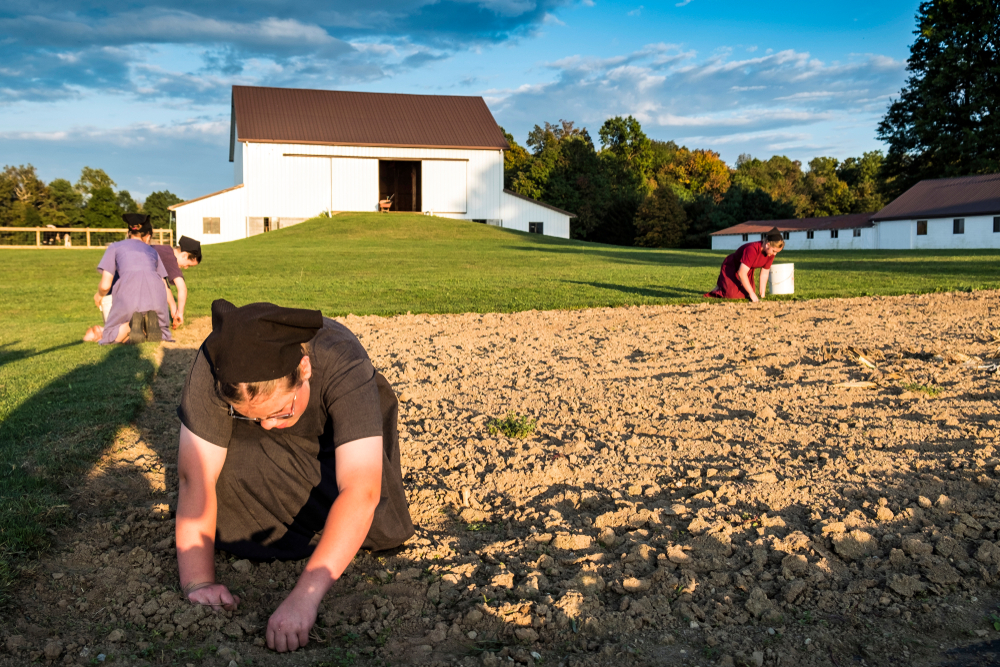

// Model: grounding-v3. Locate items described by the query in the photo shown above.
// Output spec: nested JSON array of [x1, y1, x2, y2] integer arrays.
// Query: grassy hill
[[2, 211, 1000, 595]]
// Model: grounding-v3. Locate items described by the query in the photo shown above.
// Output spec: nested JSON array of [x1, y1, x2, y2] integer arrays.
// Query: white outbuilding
[[169, 85, 574, 244], [869, 173, 1000, 249], [711, 173, 1000, 251], [710, 213, 876, 251]]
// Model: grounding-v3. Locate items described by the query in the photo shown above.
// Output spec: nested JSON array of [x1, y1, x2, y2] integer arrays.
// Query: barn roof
[[230, 86, 510, 158], [871, 173, 1000, 221], [710, 212, 874, 236]]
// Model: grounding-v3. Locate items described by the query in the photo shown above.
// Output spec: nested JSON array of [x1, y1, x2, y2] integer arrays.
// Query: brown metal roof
[[871, 173, 1000, 221], [230, 86, 510, 157], [711, 212, 874, 236]]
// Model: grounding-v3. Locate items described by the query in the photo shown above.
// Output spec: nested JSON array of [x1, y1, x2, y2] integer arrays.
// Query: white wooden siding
[[331, 157, 379, 211], [876, 215, 1000, 249], [499, 191, 571, 239], [712, 227, 877, 251], [174, 185, 246, 246], [422, 160, 467, 213], [243, 142, 503, 219]]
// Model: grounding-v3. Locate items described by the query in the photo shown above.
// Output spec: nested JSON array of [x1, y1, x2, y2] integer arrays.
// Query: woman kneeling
[[175, 300, 414, 652]]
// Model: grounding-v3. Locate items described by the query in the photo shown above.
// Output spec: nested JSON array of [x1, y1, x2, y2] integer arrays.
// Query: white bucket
[[769, 263, 794, 295]]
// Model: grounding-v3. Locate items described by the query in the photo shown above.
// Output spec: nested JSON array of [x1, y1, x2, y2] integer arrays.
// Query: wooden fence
[[0, 227, 173, 249]]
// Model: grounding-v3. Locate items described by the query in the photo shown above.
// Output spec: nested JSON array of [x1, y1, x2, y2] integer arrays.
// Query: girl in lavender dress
[[83, 214, 174, 344]]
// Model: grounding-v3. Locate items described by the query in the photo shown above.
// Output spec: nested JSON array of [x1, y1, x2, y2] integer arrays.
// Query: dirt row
[[5, 291, 1000, 667]]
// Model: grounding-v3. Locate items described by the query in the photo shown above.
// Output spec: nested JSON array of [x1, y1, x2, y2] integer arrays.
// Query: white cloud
[[675, 0, 693, 6], [627, 6, 643, 16]]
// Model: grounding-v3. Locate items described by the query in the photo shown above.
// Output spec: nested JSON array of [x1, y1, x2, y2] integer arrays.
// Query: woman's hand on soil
[[187, 584, 240, 612], [266, 591, 318, 653]]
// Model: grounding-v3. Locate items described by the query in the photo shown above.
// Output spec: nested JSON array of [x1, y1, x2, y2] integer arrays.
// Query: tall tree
[[838, 151, 888, 213], [48, 178, 85, 225], [659, 147, 732, 203], [634, 178, 688, 248], [595, 116, 653, 246], [144, 191, 183, 231], [117, 189, 139, 214], [733, 155, 810, 217], [876, 0, 1000, 197], [82, 186, 120, 228], [801, 157, 853, 217], [75, 167, 116, 197], [501, 129, 534, 191]]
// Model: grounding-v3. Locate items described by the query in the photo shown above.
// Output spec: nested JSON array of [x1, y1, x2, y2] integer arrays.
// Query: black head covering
[[178, 235, 202, 262], [765, 227, 783, 243], [204, 300, 323, 385], [123, 213, 152, 236]]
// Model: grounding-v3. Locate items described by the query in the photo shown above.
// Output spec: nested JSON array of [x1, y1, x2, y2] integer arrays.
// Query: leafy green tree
[[75, 167, 116, 197], [502, 129, 535, 191], [117, 190, 139, 214], [634, 178, 688, 248], [0, 164, 61, 226], [82, 186, 121, 228], [595, 116, 653, 246], [733, 154, 810, 217], [801, 157, 854, 217], [838, 151, 887, 212], [143, 190, 183, 231], [48, 179, 85, 226], [876, 0, 1000, 197], [659, 147, 732, 203]]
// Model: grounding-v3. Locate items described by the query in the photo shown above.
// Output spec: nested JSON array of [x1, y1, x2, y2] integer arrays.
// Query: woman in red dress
[[706, 228, 785, 302]]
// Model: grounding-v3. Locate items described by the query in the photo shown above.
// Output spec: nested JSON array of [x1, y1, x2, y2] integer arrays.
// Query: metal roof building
[[171, 86, 573, 244], [711, 173, 1000, 251]]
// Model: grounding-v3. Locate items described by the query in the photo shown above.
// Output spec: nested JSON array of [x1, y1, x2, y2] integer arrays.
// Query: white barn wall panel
[[500, 192, 571, 239], [234, 141, 244, 186], [174, 186, 246, 246], [876, 220, 915, 249], [713, 227, 877, 251], [330, 157, 379, 212], [422, 160, 467, 213]]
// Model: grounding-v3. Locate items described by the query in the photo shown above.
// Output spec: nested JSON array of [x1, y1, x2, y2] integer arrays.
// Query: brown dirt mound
[[5, 292, 1000, 667]]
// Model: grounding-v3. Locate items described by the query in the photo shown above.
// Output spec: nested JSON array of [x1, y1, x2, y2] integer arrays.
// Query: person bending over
[[83, 213, 174, 344], [175, 300, 414, 653], [154, 235, 202, 329], [705, 227, 785, 302]]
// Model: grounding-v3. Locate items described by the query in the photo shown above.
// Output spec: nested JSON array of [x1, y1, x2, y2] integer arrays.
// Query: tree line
[[0, 165, 182, 230], [505, 0, 999, 248], [503, 118, 889, 247]]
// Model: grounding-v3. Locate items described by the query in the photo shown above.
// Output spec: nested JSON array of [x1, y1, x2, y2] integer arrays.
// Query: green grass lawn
[[1, 211, 999, 596]]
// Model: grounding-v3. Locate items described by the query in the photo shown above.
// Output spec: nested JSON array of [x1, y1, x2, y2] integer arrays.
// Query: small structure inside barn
[[169, 85, 574, 244]]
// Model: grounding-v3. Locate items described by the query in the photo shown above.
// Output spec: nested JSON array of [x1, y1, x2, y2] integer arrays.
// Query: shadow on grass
[[0, 340, 84, 369], [0, 342, 156, 597], [563, 280, 707, 300]]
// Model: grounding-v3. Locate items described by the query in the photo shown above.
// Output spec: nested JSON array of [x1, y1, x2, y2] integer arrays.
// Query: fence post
[[87, 230, 91, 247], [36, 229, 40, 247]]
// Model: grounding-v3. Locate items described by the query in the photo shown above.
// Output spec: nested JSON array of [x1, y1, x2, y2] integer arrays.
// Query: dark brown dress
[[178, 319, 414, 561]]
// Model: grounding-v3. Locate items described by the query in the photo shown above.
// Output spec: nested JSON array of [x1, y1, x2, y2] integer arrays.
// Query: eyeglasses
[[229, 393, 297, 423]]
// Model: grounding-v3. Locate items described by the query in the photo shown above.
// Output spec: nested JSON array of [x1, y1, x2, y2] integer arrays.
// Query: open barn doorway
[[379, 161, 421, 212]]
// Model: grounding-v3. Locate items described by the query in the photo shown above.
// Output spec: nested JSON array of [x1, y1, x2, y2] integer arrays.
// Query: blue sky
[[0, 0, 920, 201]]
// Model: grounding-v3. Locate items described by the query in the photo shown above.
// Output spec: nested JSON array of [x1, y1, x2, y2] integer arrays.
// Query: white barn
[[710, 213, 876, 251], [710, 173, 1000, 251], [869, 173, 1000, 249], [170, 86, 574, 244]]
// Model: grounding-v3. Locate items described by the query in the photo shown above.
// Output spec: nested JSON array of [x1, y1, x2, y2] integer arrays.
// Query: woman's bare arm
[[265, 436, 383, 652], [93, 270, 113, 308], [737, 263, 758, 302], [176, 424, 238, 610], [759, 268, 770, 299]]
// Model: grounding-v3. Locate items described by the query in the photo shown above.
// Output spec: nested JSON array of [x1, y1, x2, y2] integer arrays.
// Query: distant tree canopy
[[877, 0, 1000, 197], [505, 116, 892, 247], [0, 165, 181, 231]]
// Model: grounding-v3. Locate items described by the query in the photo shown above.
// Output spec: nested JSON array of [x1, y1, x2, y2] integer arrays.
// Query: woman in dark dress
[[705, 227, 785, 302], [175, 300, 413, 653]]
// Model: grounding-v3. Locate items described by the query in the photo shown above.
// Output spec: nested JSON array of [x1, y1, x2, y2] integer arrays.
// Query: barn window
[[830, 229, 839, 238], [994, 217, 1000, 233], [472, 219, 486, 224], [953, 218, 965, 234], [741, 233, 748, 241], [203, 217, 220, 234], [853, 228, 861, 237], [529, 222, 543, 234], [917, 220, 927, 235], [806, 231, 814, 240], [782, 231, 789, 240]]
